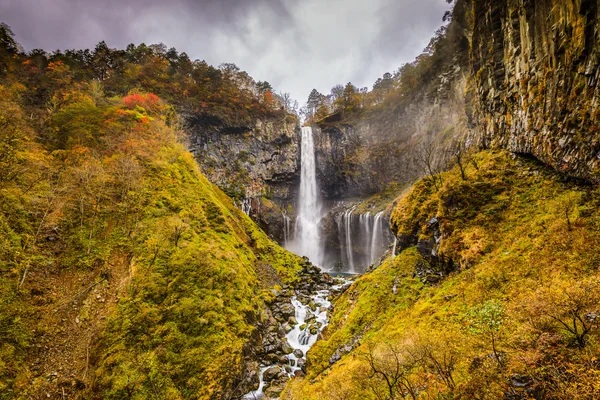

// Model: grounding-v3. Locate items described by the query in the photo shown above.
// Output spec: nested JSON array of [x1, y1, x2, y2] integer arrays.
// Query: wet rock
[[243, 362, 260, 392], [278, 304, 295, 320], [293, 349, 304, 358], [296, 358, 306, 371], [263, 367, 281, 382], [264, 353, 280, 364], [264, 384, 284, 399], [281, 340, 294, 355], [288, 316, 298, 326], [329, 352, 341, 364]]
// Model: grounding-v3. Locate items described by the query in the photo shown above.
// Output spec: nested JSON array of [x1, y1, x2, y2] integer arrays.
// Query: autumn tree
[[306, 88, 324, 119], [415, 141, 444, 190], [360, 341, 420, 400], [466, 300, 506, 366], [333, 82, 362, 113], [0, 23, 20, 76], [525, 279, 600, 348]]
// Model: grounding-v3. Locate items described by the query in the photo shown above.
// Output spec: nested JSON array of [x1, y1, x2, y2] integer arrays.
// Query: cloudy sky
[[0, 0, 450, 103]]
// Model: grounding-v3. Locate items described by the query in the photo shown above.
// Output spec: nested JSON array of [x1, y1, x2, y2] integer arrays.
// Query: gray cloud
[[0, 0, 449, 102]]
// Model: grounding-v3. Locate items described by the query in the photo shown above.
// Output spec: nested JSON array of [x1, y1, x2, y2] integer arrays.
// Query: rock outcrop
[[471, 0, 600, 182], [186, 113, 301, 201]]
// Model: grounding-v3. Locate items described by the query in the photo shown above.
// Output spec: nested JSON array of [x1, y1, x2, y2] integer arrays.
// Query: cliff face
[[187, 113, 301, 202], [471, 0, 600, 181], [312, 73, 468, 200]]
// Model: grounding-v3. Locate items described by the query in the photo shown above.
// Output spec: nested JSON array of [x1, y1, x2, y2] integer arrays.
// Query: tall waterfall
[[290, 127, 323, 267]]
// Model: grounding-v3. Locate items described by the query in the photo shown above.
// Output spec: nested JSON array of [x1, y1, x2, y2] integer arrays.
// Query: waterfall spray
[[290, 127, 323, 267], [369, 211, 384, 265]]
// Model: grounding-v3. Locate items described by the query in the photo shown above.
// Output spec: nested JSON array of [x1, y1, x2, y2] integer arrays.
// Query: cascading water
[[243, 280, 351, 399], [344, 207, 356, 272], [369, 211, 385, 265], [282, 212, 291, 247], [289, 127, 323, 267], [335, 208, 392, 272]]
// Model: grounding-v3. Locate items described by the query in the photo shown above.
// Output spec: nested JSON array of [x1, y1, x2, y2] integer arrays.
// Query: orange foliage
[[122, 92, 161, 111]]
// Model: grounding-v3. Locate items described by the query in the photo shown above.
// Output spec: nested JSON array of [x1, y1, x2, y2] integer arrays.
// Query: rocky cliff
[[471, 0, 600, 182], [186, 113, 301, 202], [312, 79, 468, 200]]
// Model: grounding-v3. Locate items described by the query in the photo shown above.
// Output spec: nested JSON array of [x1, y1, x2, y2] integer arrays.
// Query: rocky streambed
[[241, 264, 350, 399]]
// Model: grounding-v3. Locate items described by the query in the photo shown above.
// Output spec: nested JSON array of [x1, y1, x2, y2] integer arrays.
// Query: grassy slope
[[284, 150, 600, 399], [0, 85, 303, 399]]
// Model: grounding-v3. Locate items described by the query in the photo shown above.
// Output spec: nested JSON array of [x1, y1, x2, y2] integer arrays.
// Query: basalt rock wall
[[186, 113, 301, 201], [471, 0, 600, 181]]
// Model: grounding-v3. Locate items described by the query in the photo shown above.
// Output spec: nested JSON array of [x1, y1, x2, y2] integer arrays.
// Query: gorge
[[2, 0, 600, 399], [284, 126, 394, 273]]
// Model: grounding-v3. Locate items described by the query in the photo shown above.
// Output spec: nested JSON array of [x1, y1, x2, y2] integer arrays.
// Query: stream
[[243, 279, 349, 399]]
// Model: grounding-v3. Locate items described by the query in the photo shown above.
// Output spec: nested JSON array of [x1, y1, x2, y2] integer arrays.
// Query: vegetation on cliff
[[284, 150, 600, 399], [0, 25, 303, 399], [304, 0, 472, 200]]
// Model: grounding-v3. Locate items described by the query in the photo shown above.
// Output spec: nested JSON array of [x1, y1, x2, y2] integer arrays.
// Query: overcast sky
[[0, 0, 450, 103]]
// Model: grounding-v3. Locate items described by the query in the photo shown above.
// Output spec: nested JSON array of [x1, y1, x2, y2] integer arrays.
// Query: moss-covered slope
[[284, 150, 600, 399], [0, 84, 303, 399]]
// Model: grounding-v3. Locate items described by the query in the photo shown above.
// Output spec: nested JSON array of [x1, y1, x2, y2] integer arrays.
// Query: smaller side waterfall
[[369, 211, 384, 265], [335, 207, 392, 273], [343, 207, 356, 272], [282, 212, 292, 246]]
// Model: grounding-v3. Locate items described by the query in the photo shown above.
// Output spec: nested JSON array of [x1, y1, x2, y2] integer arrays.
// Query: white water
[[289, 127, 323, 267], [336, 208, 391, 272], [369, 211, 385, 265], [244, 282, 349, 399], [343, 207, 356, 272], [391, 236, 397, 259], [236, 198, 253, 216], [282, 212, 292, 247]]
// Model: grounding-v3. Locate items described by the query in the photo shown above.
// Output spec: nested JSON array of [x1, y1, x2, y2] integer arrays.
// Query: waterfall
[[236, 198, 252, 216], [361, 212, 371, 265], [343, 207, 356, 272], [335, 207, 392, 272], [290, 127, 323, 267], [391, 236, 397, 259], [369, 211, 384, 265], [282, 212, 291, 247]]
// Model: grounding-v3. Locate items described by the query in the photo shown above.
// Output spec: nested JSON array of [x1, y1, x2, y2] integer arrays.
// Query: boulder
[[281, 340, 294, 355], [263, 367, 281, 382], [297, 358, 306, 371], [264, 384, 284, 399]]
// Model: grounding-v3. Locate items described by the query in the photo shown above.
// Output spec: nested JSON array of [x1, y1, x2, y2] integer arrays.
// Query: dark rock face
[[471, 0, 600, 183], [312, 123, 375, 199], [186, 113, 301, 201], [311, 74, 468, 201], [184, 114, 300, 241]]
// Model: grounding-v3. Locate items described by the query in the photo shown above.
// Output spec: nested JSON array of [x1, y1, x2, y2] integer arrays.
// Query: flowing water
[[336, 208, 390, 273], [289, 127, 323, 267], [243, 281, 349, 399]]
